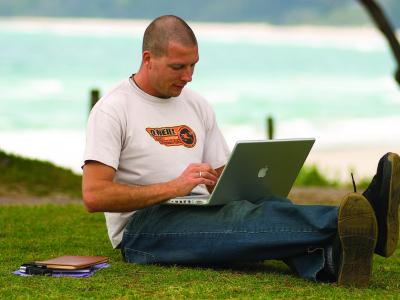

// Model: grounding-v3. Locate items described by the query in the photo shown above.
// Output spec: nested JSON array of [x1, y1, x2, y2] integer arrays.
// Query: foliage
[[295, 165, 340, 188], [1, 204, 399, 299], [355, 176, 374, 190], [0, 149, 81, 198], [294, 165, 372, 190]]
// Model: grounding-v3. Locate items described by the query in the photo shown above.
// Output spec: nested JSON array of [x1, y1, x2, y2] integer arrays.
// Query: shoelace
[[351, 172, 357, 193]]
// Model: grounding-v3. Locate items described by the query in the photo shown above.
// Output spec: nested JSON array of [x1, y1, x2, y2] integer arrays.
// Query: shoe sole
[[381, 153, 400, 257], [337, 193, 378, 288]]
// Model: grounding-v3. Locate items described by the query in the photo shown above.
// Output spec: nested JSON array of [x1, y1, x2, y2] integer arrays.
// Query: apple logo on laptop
[[258, 165, 269, 178]]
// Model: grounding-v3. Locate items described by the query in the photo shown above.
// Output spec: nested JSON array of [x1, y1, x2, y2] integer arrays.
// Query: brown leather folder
[[35, 255, 108, 270]]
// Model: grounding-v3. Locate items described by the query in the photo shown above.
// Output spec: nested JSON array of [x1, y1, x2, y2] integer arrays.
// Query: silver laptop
[[164, 138, 315, 206]]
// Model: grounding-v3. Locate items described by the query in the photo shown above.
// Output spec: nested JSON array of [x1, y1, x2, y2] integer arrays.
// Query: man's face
[[146, 41, 199, 98]]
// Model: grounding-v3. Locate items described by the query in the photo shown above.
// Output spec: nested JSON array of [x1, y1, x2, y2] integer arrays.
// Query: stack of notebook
[[15, 255, 109, 277]]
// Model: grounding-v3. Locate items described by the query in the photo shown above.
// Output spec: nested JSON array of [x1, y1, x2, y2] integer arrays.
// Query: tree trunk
[[358, 0, 400, 85]]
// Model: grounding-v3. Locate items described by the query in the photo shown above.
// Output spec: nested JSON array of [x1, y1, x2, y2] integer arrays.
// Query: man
[[82, 15, 400, 287]]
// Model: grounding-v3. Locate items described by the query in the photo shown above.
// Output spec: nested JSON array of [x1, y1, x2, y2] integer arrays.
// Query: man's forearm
[[82, 180, 177, 212]]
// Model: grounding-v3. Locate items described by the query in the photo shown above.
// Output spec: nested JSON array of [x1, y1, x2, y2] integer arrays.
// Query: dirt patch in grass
[[0, 187, 353, 206], [289, 187, 353, 206], [0, 194, 82, 205]]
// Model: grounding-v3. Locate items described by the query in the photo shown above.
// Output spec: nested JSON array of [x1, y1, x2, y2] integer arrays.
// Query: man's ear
[[142, 51, 152, 68]]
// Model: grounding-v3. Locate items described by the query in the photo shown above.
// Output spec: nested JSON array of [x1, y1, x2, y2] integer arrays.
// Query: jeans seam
[[124, 247, 156, 261], [307, 247, 324, 253]]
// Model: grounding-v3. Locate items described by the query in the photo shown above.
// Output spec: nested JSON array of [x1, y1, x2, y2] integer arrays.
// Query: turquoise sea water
[[0, 20, 399, 172]]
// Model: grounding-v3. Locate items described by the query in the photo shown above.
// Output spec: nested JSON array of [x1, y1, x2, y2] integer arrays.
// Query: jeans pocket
[[124, 247, 156, 264]]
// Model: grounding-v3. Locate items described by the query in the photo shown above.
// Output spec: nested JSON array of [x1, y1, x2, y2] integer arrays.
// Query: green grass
[[295, 165, 371, 190], [0, 149, 81, 198], [295, 165, 340, 188], [1, 204, 399, 299]]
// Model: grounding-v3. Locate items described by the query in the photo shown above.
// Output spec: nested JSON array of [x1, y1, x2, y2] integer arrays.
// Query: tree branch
[[358, 0, 400, 85]]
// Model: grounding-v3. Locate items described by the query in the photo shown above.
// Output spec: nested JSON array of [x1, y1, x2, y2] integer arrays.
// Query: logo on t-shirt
[[146, 125, 197, 148]]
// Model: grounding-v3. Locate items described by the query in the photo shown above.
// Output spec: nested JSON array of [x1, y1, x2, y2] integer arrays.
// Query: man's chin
[[169, 88, 184, 97], [157, 90, 181, 99], [157, 86, 184, 98]]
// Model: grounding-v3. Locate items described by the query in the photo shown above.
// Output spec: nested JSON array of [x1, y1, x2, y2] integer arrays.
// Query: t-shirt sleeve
[[202, 106, 231, 169], [83, 107, 123, 170]]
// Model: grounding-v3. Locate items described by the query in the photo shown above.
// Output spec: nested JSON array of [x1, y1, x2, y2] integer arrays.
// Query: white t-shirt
[[84, 78, 230, 248]]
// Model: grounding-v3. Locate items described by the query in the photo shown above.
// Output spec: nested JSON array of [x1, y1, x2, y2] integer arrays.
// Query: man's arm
[[82, 161, 220, 212]]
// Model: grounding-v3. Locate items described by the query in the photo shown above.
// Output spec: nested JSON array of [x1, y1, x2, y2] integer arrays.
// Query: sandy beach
[[307, 144, 400, 180]]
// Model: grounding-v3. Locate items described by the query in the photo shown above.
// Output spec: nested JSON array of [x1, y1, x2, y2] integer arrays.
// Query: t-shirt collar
[[128, 76, 178, 104]]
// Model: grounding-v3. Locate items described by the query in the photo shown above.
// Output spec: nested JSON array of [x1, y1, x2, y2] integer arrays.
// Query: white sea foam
[[193, 23, 388, 52], [222, 116, 400, 179], [28, 79, 64, 95], [278, 117, 400, 148], [0, 129, 85, 173], [2, 79, 64, 99], [201, 90, 240, 104], [196, 75, 398, 109], [0, 17, 394, 51], [221, 117, 400, 150], [0, 17, 147, 37], [0, 116, 399, 179], [283, 76, 396, 94], [201, 74, 395, 91]]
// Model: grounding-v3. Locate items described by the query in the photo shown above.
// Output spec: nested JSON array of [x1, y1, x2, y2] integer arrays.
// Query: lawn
[[1, 204, 399, 299]]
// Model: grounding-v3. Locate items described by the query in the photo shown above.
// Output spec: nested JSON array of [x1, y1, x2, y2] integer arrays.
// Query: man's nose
[[181, 67, 193, 82]]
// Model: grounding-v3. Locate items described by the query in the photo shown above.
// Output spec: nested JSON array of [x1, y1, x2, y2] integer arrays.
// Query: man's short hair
[[143, 15, 197, 57]]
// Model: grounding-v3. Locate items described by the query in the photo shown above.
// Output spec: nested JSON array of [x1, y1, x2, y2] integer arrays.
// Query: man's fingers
[[198, 172, 217, 186], [193, 177, 216, 187], [188, 163, 217, 176], [200, 171, 217, 182], [184, 163, 218, 186], [197, 165, 218, 177], [205, 166, 218, 177]]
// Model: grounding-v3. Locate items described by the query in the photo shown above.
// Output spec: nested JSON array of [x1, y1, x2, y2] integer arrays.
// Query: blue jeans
[[120, 196, 338, 281]]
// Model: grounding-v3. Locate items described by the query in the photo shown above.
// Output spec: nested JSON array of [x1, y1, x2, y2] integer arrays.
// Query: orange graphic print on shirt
[[146, 125, 197, 148]]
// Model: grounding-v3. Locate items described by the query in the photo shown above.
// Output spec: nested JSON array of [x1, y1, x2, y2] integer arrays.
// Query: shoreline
[[0, 16, 394, 48]]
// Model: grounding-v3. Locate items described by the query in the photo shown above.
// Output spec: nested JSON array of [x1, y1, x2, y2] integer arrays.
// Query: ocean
[[1, 18, 399, 177]]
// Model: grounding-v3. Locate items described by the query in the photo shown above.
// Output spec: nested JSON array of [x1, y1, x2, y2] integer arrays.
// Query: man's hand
[[168, 163, 218, 196]]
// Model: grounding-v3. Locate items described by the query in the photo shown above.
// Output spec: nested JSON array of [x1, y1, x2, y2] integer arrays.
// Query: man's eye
[[171, 65, 183, 70]]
